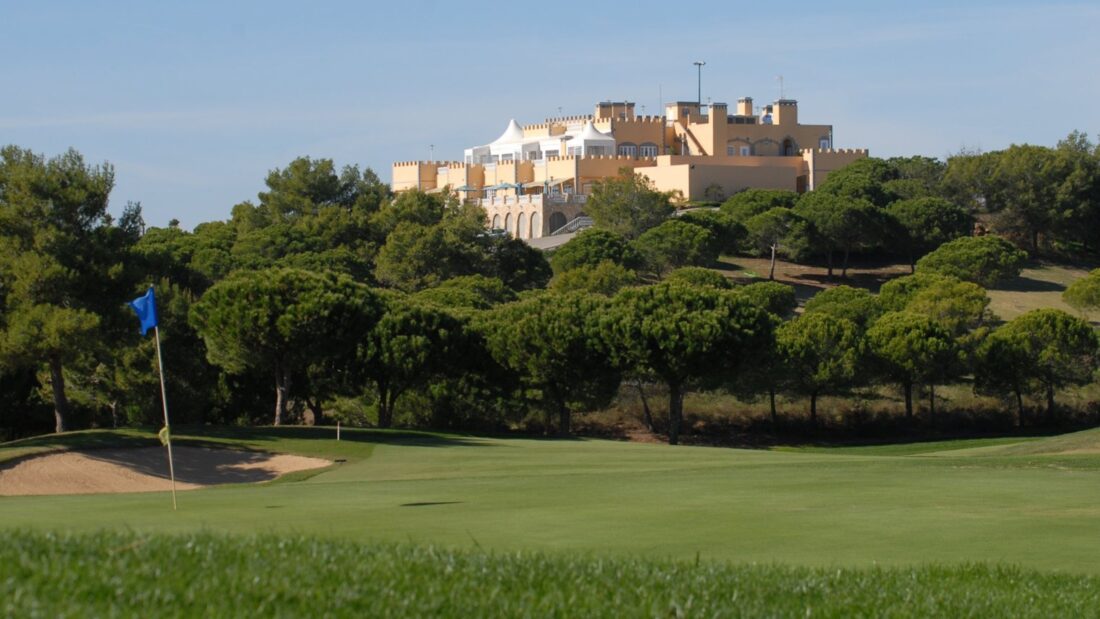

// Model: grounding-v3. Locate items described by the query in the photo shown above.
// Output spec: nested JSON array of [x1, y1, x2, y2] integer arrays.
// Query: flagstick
[[154, 326, 178, 510]]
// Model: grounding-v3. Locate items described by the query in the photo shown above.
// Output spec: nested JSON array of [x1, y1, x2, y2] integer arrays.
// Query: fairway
[[3, 427, 1100, 573]]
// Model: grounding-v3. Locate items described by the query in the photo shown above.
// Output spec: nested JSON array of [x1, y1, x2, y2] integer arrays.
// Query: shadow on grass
[[178, 425, 490, 449], [994, 275, 1066, 293], [0, 430, 158, 452]]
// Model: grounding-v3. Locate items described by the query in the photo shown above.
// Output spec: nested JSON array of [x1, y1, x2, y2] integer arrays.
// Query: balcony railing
[[476, 194, 587, 208]]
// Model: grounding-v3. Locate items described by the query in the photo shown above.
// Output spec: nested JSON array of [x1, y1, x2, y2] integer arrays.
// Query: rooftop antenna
[[429, 144, 435, 162], [557, 106, 562, 116], [693, 61, 706, 105], [777, 75, 785, 100]]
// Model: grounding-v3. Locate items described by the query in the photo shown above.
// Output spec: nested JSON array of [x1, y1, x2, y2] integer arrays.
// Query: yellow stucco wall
[[392, 98, 868, 236], [641, 156, 803, 200]]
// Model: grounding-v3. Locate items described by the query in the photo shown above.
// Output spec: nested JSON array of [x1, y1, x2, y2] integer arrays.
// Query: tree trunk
[[635, 380, 655, 432], [928, 384, 936, 425], [558, 401, 571, 437], [377, 386, 393, 429], [668, 383, 684, 446], [1014, 387, 1025, 427], [768, 244, 777, 280], [1045, 383, 1056, 424], [306, 397, 324, 426], [769, 387, 777, 427], [1031, 230, 1039, 253], [909, 251, 916, 274], [826, 251, 834, 281], [48, 355, 70, 433], [274, 365, 290, 426], [903, 381, 913, 422], [809, 392, 818, 426], [842, 245, 850, 278]]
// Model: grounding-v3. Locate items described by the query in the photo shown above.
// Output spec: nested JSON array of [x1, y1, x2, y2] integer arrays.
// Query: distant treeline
[[1, 135, 1099, 442]]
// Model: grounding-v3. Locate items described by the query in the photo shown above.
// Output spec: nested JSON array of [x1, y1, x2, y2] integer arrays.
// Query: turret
[[736, 97, 753, 116], [774, 99, 798, 126]]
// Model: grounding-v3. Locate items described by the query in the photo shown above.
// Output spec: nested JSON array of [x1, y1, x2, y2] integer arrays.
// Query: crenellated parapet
[[612, 115, 666, 124], [580, 154, 658, 161], [394, 160, 466, 167], [542, 114, 595, 124], [801, 148, 868, 155]]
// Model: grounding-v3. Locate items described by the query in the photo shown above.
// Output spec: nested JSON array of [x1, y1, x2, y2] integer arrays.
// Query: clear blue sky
[[2, 1, 1098, 228]]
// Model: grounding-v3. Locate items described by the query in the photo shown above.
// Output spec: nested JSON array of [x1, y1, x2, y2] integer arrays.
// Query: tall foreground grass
[[4, 531, 1099, 617]]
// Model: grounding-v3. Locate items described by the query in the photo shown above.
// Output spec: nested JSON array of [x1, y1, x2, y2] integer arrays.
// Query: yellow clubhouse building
[[393, 97, 866, 239]]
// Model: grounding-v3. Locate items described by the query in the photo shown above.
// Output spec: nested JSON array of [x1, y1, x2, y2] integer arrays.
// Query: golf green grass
[[3, 426, 1100, 574]]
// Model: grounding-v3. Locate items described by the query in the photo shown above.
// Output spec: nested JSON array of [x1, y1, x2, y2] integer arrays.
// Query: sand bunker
[[0, 447, 330, 496]]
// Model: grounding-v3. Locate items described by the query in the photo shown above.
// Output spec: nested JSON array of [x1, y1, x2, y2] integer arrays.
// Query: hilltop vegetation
[[1, 134, 1099, 444]]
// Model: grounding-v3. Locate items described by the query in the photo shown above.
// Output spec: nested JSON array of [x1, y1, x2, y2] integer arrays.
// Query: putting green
[[2, 427, 1099, 573]]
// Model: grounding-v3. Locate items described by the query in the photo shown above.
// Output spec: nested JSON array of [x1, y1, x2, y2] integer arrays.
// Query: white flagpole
[[153, 325, 178, 510]]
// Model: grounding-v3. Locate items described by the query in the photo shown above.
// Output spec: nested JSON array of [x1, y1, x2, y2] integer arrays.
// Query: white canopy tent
[[566, 121, 616, 157], [465, 118, 618, 164]]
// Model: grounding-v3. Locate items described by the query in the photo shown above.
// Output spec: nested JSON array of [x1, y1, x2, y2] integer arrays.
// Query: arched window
[[517, 213, 527, 239], [504, 213, 512, 233], [529, 213, 538, 238], [639, 143, 658, 157], [617, 142, 637, 158], [491, 214, 501, 229]]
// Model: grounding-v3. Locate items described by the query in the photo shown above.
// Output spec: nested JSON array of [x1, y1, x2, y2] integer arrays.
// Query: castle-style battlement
[[578, 154, 657, 162], [542, 114, 595, 124], [801, 148, 869, 155], [612, 115, 665, 124], [396, 160, 468, 167]]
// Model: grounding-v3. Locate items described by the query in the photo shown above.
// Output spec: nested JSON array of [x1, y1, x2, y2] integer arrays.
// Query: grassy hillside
[[3, 427, 1100, 574], [719, 256, 1100, 325], [987, 262, 1100, 323], [4, 530, 1099, 618]]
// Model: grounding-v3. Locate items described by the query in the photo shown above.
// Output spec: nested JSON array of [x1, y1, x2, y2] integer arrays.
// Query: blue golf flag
[[129, 287, 158, 336]]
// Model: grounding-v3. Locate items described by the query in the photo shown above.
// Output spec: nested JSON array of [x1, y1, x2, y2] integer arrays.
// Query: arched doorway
[[491, 214, 501, 229], [504, 213, 512, 234], [517, 213, 527, 239], [529, 214, 538, 238], [782, 138, 795, 156], [548, 211, 567, 233]]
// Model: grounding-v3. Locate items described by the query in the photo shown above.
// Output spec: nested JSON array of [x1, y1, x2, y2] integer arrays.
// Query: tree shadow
[[78, 447, 293, 484], [994, 276, 1066, 293], [180, 425, 491, 448]]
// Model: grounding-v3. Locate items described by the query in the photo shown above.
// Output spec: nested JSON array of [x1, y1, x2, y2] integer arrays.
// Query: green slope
[[2, 427, 1100, 573]]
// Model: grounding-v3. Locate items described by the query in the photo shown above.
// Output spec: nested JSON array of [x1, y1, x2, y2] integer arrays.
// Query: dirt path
[[0, 446, 330, 496]]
